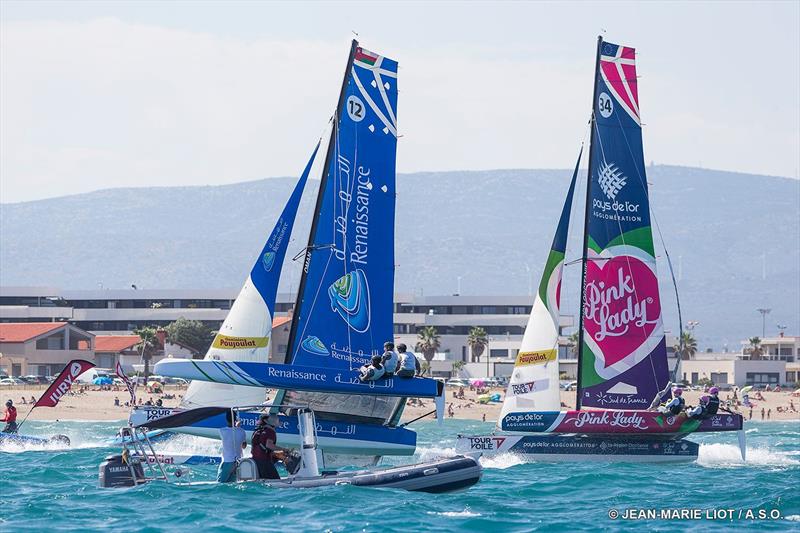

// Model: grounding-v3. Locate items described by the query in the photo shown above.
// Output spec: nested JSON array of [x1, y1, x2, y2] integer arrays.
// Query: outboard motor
[[98, 454, 145, 488]]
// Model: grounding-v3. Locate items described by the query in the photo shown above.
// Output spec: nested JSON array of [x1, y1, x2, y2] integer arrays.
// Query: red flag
[[116, 361, 136, 404], [34, 359, 95, 408]]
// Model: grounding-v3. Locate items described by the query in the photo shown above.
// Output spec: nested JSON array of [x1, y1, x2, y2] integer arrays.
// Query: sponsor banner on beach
[[34, 359, 95, 408]]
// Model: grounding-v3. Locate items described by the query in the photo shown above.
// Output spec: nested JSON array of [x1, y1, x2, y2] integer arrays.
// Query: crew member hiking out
[[396, 344, 419, 378], [705, 387, 721, 416], [657, 387, 685, 416], [381, 341, 399, 376], [251, 414, 285, 480], [1, 400, 18, 433], [359, 355, 385, 382]]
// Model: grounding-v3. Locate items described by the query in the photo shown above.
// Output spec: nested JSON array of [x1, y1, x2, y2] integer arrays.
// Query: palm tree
[[674, 332, 698, 360], [415, 326, 440, 374], [467, 327, 489, 363], [134, 326, 161, 380], [451, 360, 466, 378], [747, 337, 763, 360], [567, 331, 580, 357]]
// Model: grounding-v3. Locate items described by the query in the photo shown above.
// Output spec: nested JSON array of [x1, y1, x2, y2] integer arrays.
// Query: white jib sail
[[180, 277, 274, 408]]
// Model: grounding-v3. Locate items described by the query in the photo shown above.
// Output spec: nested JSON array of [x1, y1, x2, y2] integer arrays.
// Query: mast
[[284, 39, 359, 363], [575, 35, 603, 410]]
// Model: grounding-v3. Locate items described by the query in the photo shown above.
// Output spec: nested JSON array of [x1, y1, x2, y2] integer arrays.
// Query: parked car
[[0, 377, 24, 386], [445, 379, 469, 388], [563, 381, 578, 391]]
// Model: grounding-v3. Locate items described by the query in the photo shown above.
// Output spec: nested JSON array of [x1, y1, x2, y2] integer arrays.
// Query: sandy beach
[[2, 385, 798, 424]]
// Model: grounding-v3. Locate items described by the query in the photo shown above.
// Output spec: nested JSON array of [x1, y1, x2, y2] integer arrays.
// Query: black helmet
[[5, 399, 12, 407], [371, 355, 383, 366]]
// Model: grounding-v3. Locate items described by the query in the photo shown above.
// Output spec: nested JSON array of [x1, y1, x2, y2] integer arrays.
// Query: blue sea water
[[1, 419, 798, 532]]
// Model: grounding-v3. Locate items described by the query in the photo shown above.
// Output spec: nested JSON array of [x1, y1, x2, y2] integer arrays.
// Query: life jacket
[[382, 350, 399, 374], [667, 396, 685, 415], [2, 406, 17, 423], [705, 396, 720, 417], [399, 352, 417, 373], [362, 364, 385, 381]]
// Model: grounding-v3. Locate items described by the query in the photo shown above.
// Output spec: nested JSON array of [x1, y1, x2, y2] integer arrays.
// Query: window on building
[[745, 372, 779, 385], [481, 306, 497, 314], [786, 371, 797, 384], [710, 372, 728, 385], [490, 349, 507, 358], [36, 333, 64, 350]]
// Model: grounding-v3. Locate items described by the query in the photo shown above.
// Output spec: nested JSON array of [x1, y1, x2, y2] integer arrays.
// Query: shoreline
[[3, 385, 798, 424]]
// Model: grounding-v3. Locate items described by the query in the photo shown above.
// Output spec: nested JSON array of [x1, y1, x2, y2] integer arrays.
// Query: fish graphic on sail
[[577, 40, 669, 409], [180, 143, 319, 409], [280, 41, 403, 425], [498, 150, 582, 421], [328, 269, 371, 333]]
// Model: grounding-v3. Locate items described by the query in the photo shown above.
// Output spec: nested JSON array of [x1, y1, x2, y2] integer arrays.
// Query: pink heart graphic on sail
[[583, 256, 661, 368]]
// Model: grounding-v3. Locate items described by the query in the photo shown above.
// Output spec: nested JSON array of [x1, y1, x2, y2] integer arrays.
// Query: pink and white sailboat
[[457, 36, 745, 463]]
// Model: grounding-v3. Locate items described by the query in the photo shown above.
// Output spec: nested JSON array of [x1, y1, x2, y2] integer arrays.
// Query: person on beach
[[396, 344, 419, 378], [749, 408, 753, 420], [217, 410, 246, 483], [359, 355, 386, 382], [767, 409, 771, 420], [251, 414, 284, 480], [381, 342, 399, 376], [2, 400, 18, 433], [29, 396, 35, 404], [761, 407, 765, 420]]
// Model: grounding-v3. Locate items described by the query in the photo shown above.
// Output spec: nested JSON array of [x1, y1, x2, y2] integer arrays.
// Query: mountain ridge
[[1, 165, 798, 350]]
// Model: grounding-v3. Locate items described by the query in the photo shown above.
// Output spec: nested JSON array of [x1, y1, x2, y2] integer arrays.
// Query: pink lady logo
[[583, 256, 660, 367]]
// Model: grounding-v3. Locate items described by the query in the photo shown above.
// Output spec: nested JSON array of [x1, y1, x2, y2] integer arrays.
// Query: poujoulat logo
[[584, 267, 657, 341], [568, 410, 649, 430]]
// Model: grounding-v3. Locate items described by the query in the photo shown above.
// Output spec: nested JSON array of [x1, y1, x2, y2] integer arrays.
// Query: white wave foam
[[156, 434, 222, 456], [785, 515, 800, 522], [426, 508, 481, 518], [415, 445, 458, 463], [698, 443, 799, 468], [479, 452, 525, 470]]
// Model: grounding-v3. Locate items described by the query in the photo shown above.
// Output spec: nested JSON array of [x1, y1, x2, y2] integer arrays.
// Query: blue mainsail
[[283, 41, 402, 423]]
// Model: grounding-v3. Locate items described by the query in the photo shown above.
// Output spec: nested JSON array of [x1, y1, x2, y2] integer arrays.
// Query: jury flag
[[34, 359, 95, 408]]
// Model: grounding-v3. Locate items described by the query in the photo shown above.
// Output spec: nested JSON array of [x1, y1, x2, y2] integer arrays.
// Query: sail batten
[[577, 38, 669, 410]]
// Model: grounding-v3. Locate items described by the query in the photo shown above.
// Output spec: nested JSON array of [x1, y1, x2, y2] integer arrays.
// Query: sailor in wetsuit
[[359, 355, 385, 382], [1, 399, 18, 433], [657, 387, 686, 416]]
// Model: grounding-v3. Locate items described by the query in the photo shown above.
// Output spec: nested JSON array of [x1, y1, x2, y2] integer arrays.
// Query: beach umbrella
[[740, 386, 753, 395], [93, 376, 112, 385]]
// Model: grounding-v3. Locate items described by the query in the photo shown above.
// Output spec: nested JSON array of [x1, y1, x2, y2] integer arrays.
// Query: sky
[[1, 1, 798, 203]]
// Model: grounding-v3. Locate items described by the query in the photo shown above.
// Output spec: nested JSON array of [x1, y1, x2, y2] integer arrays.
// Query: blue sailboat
[[134, 40, 432, 463]]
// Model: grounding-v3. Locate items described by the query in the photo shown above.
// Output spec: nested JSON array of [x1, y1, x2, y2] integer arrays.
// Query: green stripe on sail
[[191, 360, 217, 383], [587, 235, 603, 254], [605, 226, 655, 257], [580, 342, 604, 387], [537, 250, 565, 304]]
